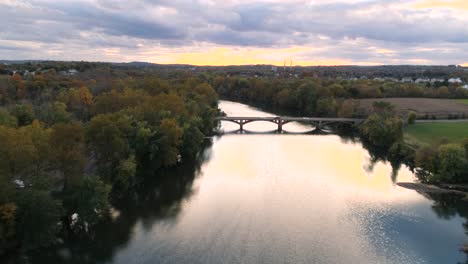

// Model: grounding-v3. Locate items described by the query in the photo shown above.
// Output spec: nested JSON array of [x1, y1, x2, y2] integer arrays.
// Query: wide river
[[32, 101, 467, 264]]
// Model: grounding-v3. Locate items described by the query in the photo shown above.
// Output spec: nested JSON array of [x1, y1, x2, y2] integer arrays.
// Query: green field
[[404, 122, 468, 146], [455, 99, 468, 105]]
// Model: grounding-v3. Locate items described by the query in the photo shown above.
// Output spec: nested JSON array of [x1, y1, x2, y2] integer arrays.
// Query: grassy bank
[[404, 122, 468, 146]]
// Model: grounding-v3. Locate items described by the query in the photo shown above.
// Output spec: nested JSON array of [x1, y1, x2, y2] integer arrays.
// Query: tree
[[338, 100, 360, 118], [181, 118, 204, 157], [316, 97, 337, 117], [115, 155, 136, 191], [0, 110, 17, 127], [11, 104, 35, 126], [414, 146, 438, 183], [193, 83, 218, 107], [328, 83, 346, 97], [462, 138, 468, 159], [276, 89, 296, 109], [296, 82, 318, 115], [50, 122, 86, 189], [407, 111, 417, 124], [15, 190, 62, 249], [361, 114, 403, 148], [156, 118, 183, 167], [0, 125, 38, 177], [63, 175, 110, 229], [63, 86, 94, 120], [435, 144, 467, 183], [0, 202, 16, 252], [86, 113, 131, 181], [10, 74, 25, 100]]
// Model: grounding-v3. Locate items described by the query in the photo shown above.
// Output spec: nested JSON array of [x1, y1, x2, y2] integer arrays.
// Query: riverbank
[[397, 182, 468, 197]]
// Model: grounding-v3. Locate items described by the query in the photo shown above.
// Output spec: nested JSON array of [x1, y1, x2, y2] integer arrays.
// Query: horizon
[[1, 0, 468, 66], [2, 59, 468, 68]]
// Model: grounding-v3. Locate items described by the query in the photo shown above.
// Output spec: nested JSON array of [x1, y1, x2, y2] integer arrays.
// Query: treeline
[[0, 70, 218, 254], [0, 61, 105, 75], [213, 76, 468, 117]]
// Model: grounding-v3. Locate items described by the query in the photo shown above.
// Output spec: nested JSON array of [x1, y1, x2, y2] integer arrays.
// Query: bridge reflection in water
[[215, 116, 364, 132], [218, 128, 332, 135]]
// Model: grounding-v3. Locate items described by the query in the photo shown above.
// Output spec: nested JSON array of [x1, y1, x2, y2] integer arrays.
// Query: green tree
[[86, 113, 131, 181], [361, 114, 403, 148], [0, 110, 17, 127], [64, 175, 110, 228], [434, 144, 467, 183], [15, 190, 62, 249], [156, 118, 183, 167], [11, 104, 35, 126], [407, 111, 417, 124], [316, 97, 337, 117]]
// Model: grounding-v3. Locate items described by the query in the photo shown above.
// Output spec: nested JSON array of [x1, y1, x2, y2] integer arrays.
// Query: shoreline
[[397, 182, 468, 197]]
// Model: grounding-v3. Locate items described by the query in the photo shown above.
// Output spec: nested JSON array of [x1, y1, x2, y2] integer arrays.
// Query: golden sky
[[413, 0, 468, 10], [148, 47, 382, 66]]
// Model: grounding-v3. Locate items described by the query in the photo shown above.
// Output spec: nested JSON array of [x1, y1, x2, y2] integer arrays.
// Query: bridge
[[215, 116, 365, 132]]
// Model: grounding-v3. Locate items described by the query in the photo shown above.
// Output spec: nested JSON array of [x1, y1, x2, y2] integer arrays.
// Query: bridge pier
[[316, 121, 322, 130]]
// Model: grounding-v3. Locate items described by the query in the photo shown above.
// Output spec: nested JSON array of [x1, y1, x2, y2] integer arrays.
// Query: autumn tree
[[50, 122, 86, 189]]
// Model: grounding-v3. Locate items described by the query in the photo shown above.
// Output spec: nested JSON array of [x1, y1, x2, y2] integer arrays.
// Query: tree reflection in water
[[26, 141, 214, 264]]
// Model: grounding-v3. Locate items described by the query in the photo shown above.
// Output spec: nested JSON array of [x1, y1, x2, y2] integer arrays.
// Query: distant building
[[401, 77, 413, 83], [68, 69, 78, 75], [59, 69, 79, 76], [271, 66, 277, 72], [415, 78, 430, 83], [23, 70, 35, 77], [463, 84, 468, 89], [448, 78, 462, 83], [430, 78, 445, 83]]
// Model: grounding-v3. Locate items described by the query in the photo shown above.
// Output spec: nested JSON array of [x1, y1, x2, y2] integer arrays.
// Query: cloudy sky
[[1, 0, 468, 65]]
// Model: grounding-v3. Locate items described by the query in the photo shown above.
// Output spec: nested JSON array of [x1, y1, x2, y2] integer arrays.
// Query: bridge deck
[[215, 116, 365, 122]]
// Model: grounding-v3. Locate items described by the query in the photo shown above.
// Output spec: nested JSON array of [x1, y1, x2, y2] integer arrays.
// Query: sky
[[1, 0, 468, 66]]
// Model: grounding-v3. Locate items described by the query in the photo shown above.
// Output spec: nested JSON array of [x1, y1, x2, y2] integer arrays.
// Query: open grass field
[[356, 98, 468, 118], [404, 122, 468, 146]]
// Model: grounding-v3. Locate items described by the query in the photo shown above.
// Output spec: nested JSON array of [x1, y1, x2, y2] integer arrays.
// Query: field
[[356, 98, 468, 118], [404, 122, 468, 146], [455, 99, 468, 105]]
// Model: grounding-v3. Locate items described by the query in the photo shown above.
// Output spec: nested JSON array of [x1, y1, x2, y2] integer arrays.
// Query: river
[[30, 100, 467, 264]]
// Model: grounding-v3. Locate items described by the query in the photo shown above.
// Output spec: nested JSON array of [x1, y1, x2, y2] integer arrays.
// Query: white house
[[68, 69, 78, 75], [415, 78, 430, 83], [448, 78, 462, 83], [430, 78, 444, 83]]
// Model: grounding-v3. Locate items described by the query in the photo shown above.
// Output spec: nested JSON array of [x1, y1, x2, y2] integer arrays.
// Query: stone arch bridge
[[215, 116, 365, 132]]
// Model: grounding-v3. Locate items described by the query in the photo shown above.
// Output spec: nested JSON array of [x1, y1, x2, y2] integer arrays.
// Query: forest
[[0, 63, 218, 255]]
